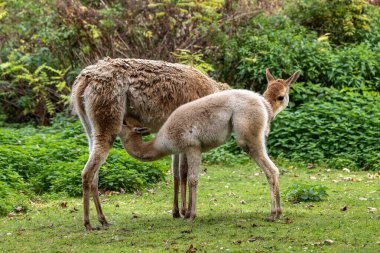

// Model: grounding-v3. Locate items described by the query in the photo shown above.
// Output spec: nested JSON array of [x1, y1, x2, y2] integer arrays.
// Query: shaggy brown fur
[[71, 58, 230, 231], [119, 69, 301, 221]]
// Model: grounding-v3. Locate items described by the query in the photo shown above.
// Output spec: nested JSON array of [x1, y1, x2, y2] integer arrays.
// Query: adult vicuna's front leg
[[248, 137, 282, 221], [82, 134, 114, 231], [184, 148, 201, 220]]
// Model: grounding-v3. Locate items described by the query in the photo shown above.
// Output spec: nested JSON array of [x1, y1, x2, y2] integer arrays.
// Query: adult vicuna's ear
[[265, 68, 275, 83], [286, 70, 301, 86], [132, 127, 151, 136]]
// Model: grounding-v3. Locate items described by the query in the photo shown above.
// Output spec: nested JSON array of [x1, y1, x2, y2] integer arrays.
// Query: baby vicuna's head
[[122, 117, 151, 138], [263, 69, 300, 117]]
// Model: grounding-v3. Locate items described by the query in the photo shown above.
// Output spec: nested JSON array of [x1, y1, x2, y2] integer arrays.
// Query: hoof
[[85, 224, 95, 231], [101, 221, 112, 228], [172, 210, 181, 218], [184, 211, 191, 219], [180, 208, 187, 217]]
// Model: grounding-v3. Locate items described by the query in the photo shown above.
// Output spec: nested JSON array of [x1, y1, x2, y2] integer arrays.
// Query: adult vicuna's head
[[263, 68, 301, 117]]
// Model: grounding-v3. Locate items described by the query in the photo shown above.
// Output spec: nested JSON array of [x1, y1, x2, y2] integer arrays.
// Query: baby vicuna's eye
[[277, 96, 284, 101]]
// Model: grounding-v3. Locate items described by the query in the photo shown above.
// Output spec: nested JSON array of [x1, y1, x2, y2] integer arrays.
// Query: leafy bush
[[218, 14, 380, 91], [284, 0, 372, 44], [285, 183, 328, 203], [0, 168, 29, 215], [0, 117, 168, 199], [269, 84, 380, 170], [0, 50, 71, 124]]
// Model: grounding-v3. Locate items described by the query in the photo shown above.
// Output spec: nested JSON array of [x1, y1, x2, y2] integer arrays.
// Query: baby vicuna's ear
[[132, 127, 151, 136], [286, 71, 301, 86], [265, 68, 275, 83]]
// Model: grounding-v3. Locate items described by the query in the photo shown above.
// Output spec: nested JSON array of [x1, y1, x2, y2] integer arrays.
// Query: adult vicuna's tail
[[70, 75, 88, 117]]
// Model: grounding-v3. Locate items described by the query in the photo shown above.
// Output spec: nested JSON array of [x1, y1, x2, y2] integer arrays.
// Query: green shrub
[[284, 0, 372, 44], [0, 117, 168, 199], [219, 14, 380, 91], [0, 50, 71, 124], [0, 168, 29, 215], [285, 183, 328, 203], [269, 85, 380, 170]]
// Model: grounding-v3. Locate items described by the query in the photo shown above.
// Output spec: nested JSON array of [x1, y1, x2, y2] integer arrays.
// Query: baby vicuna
[[120, 69, 300, 221]]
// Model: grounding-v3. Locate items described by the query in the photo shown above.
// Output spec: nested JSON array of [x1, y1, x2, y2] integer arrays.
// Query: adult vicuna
[[71, 57, 229, 231], [120, 69, 300, 221]]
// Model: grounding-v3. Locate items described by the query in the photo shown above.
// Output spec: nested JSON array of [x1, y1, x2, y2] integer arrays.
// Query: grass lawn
[[0, 164, 379, 252]]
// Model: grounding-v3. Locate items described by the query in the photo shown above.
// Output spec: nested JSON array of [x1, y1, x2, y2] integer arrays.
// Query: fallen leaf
[[14, 206, 23, 212], [368, 207, 377, 213], [147, 188, 155, 194], [134, 190, 142, 196], [240, 200, 246, 204], [324, 239, 334, 245], [305, 204, 315, 209], [7, 212, 15, 218], [60, 202, 67, 208], [310, 176, 317, 180], [254, 172, 260, 176], [332, 179, 340, 183], [359, 197, 367, 201], [342, 168, 350, 173], [307, 163, 316, 169], [340, 206, 348, 212], [186, 244, 197, 252], [233, 240, 242, 245]]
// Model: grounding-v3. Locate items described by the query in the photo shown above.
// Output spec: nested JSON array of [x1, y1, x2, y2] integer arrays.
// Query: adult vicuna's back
[[121, 69, 301, 221], [70, 57, 229, 231]]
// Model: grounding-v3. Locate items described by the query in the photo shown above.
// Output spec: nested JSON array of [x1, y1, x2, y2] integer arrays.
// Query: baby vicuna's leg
[[184, 148, 201, 220], [171, 154, 180, 218], [247, 135, 282, 220], [234, 115, 282, 221]]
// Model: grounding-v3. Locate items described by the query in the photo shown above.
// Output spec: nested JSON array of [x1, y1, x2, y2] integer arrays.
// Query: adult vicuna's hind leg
[[82, 134, 115, 231], [246, 135, 281, 220]]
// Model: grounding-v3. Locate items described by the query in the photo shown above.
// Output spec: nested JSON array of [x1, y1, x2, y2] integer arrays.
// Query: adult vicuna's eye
[[277, 96, 284, 101]]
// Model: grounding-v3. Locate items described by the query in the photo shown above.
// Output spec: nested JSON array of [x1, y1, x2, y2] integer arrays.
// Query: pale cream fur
[[120, 69, 301, 221], [70, 58, 229, 230]]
